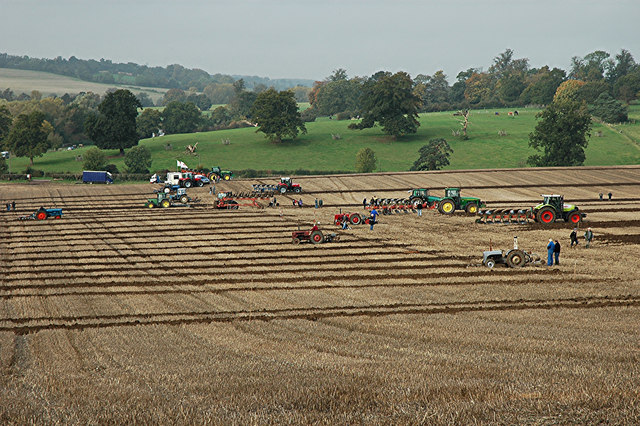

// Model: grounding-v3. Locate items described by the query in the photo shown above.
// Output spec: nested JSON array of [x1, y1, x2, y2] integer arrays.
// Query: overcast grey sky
[[1, 0, 638, 81]]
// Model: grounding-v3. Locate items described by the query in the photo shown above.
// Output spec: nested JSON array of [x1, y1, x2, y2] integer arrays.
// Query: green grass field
[[7, 106, 640, 175], [0, 68, 167, 102]]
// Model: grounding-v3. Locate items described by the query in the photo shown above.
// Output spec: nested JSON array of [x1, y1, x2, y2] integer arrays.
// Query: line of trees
[[0, 53, 314, 92]]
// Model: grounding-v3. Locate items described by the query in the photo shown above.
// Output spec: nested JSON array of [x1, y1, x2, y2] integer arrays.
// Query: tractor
[[207, 166, 234, 181], [436, 188, 485, 215], [482, 237, 540, 268], [533, 195, 585, 225], [334, 212, 372, 226], [408, 188, 441, 209], [145, 190, 192, 208], [277, 177, 302, 194], [18, 207, 63, 220], [292, 225, 340, 244]]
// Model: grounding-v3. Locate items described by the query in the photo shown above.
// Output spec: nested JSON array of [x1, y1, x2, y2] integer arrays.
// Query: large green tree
[[355, 148, 377, 173], [251, 88, 306, 142], [528, 99, 592, 167], [136, 108, 163, 138], [349, 71, 420, 138], [3, 111, 51, 165], [84, 89, 141, 155], [162, 101, 201, 134], [410, 138, 453, 171]]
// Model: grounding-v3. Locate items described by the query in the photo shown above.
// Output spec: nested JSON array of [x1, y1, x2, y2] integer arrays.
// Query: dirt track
[[1, 166, 639, 423]]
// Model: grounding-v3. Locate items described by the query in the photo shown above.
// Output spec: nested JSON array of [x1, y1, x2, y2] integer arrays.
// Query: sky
[[1, 0, 639, 82]]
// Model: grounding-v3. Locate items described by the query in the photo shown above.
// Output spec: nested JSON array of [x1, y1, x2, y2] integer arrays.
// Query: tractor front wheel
[[146, 202, 155, 209], [536, 207, 556, 224], [310, 230, 323, 244], [197, 180, 204, 187], [224, 175, 230, 181], [292, 237, 301, 244], [294, 187, 301, 193], [485, 258, 496, 269], [465, 203, 479, 215], [438, 199, 455, 215]]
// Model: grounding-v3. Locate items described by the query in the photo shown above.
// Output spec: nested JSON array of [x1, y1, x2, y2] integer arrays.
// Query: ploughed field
[[1, 166, 639, 423]]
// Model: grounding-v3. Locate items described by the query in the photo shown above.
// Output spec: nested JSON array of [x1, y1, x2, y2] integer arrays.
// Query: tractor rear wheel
[[161, 199, 171, 208], [536, 207, 556, 224], [310, 230, 323, 244], [349, 213, 362, 225], [506, 250, 526, 268], [465, 203, 479, 215], [164, 187, 171, 193], [36, 211, 47, 220], [180, 195, 189, 204], [567, 211, 582, 224], [279, 186, 287, 194], [438, 199, 455, 215], [184, 180, 192, 188]]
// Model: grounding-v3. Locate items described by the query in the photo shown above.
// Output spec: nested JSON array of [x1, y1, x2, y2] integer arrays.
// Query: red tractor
[[292, 224, 340, 244], [334, 212, 370, 226], [277, 177, 302, 194]]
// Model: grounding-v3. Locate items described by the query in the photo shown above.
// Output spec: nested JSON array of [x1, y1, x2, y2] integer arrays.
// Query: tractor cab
[[445, 187, 461, 201], [541, 194, 564, 212], [412, 189, 430, 198], [281, 177, 292, 187]]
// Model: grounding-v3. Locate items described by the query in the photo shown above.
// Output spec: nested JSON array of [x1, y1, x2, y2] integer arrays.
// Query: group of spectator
[[548, 227, 594, 266], [5, 201, 16, 211]]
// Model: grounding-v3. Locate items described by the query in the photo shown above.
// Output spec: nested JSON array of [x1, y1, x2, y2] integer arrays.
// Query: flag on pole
[[177, 160, 188, 169]]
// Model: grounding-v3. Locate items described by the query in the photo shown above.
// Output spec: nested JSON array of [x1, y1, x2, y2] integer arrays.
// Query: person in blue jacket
[[547, 238, 555, 266], [370, 208, 378, 231]]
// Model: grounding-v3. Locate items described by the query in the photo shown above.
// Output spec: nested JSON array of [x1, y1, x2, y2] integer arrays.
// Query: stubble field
[[1, 166, 639, 423]]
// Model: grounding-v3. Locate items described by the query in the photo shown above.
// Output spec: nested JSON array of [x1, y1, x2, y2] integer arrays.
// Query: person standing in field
[[584, 228, 594, 248], [369, 207, 378, 231], [416, 201, 423, 217], [570, 228, 579, 247], [554, 240, 561, 265], [608, 192, 612, 200], [547, 238, 555, 266]]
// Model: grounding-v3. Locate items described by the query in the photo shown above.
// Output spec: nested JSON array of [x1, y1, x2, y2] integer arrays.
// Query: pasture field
[[8, 105, 640, 175], [1, 166, 639, 423], [0, 68, 167, 102]]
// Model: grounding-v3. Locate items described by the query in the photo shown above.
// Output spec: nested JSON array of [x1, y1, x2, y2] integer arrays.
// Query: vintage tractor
[[436, 188, 485, 215], [18, 207, 63, 220], [334, 212, 372, 226], [292, 225, 340, 244], [277, 177, 302, 194], [476, 195, 586, 225], [482, 237, 541, 268]]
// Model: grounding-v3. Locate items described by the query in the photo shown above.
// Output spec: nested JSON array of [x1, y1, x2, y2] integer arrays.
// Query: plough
[[214, 191, 271, 209], [366, 198, 435, 215], [476, 208, 533, 224]]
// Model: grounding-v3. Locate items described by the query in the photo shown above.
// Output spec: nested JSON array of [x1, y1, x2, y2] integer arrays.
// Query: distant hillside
[[0, 68, 168, 102], [0, 52, 315, 92]]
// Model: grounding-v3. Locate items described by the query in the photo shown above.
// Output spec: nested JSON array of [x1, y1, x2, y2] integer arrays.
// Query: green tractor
[[145, 189, 192, 209], [437, 187, 485, 215], [208, 166, 234, 181], [532, 194, 585, 224], [408, 188, 441, 209]]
